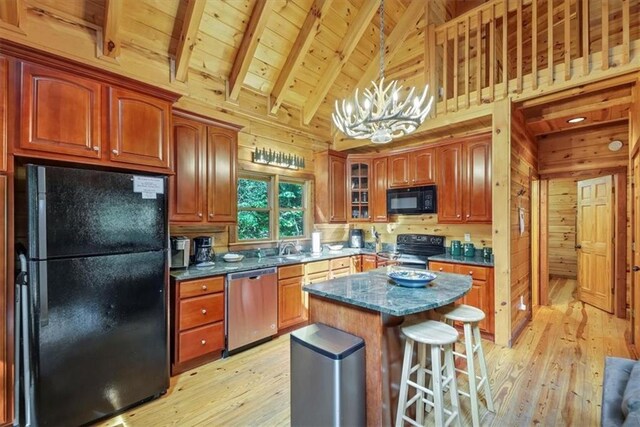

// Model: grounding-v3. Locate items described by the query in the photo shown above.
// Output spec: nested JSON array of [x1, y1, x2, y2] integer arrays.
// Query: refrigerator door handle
[[38, 263, 49, 327], [37, 167, 48, 260]]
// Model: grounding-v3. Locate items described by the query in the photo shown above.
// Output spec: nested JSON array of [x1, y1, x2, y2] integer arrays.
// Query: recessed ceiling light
[[608, 140, 623, 152], [567, 117, 586, 123]]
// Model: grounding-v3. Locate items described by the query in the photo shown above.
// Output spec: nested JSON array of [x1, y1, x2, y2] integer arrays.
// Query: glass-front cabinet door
[[348, 159, 370, 221]]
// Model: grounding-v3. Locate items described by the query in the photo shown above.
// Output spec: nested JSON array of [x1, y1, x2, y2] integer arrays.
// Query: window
[[236, 174, 308, 242]]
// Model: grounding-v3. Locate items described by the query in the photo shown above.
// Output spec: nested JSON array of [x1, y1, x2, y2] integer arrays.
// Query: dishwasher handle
[[227, 267, 277, 281]]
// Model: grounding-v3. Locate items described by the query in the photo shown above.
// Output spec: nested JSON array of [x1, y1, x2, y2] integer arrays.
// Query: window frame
[[234, 172, 310, 244]]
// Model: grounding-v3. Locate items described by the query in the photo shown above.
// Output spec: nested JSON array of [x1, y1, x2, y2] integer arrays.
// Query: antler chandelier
[[332, 0, 434, 144]]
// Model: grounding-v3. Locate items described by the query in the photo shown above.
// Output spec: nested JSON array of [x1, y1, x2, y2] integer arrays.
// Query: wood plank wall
[[547, 178, 578, 278], [511, 109, 538, 337]]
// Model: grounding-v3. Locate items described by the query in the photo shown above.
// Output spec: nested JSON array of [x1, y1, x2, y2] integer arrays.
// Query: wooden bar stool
[[396, 320, 461, 427], [436, 304, 495, 427]]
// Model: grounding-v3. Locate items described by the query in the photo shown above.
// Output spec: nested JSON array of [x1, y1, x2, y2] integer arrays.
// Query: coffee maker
[[169, 236, 190, 269], [349, 229, 364, 248], [192, 236, 215, 266]]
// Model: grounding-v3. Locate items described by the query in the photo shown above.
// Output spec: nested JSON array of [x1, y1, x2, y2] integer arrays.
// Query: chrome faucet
[[279, 241, 298, 255]]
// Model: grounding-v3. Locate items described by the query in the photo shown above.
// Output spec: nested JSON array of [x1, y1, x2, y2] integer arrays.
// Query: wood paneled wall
[[511, 109, 538, 338], [548, 178, 578, 278]]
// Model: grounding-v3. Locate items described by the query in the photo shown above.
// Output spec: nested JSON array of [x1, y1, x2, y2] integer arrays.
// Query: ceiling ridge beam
[[356, 0, 425, 90], [269, 0, 334, 115], [173, 0, 206, 82], [302, 0, 380, 125], [228, 0, 273, 102], [103, 0, 123, 59]]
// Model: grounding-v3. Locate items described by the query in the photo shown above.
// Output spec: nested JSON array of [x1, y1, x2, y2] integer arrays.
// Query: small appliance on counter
[[193, 236, 215, 267], [170, 236, 190, 269], [349, 228, 364, 248], [312, 231, 322, 254], [482, 247, 493, 260]]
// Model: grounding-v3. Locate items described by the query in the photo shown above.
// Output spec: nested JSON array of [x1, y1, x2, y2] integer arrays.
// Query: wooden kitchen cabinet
[[362, 255, 377, 271], [436, 136, 491, 224], [108, 87, 171, 168], [314, 150, 347, 223], [170, 112, 239, 225], [387, 148, 435, 188], [429, 261, 494, 336], [20, 63, 103, 159], [278, 264, 308, 331], [171, 275, 225, 375], [347, 158, 370, 221], [371, 157, 388, 222], [0, 56, 7, 172]]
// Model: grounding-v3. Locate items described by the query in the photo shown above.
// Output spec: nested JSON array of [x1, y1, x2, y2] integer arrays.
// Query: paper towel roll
[[312, 231, 322, 254]]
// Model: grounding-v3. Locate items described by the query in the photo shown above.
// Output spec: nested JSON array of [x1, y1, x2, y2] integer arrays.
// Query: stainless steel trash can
[[290, 323, 365, 427]]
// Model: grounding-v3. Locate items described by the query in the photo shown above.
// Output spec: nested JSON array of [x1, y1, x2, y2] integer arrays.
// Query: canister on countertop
[[463, 243, 475, 257], [482, 247, 492, 260], [450, 240, 462, 256]]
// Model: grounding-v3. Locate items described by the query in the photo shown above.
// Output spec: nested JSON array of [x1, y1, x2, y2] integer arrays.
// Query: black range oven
[[387, 185, 437, 215]]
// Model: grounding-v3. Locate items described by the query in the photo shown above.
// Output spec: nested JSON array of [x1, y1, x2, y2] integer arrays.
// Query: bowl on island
[[387, 270, 437, 288], [223, 253, 245, 263], [326, 244, 344, 251]]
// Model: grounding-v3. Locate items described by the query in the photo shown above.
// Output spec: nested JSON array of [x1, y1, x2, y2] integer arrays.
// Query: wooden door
[[109, 87, 170, 168], [278, 276, 307, 329], [21, 63, 102, 159], [329, 155, 347, 222], [0, 176, 9, 424], [633, 155, 640, 349], [206, 126, 237, 223], [362, 255, 377, 271], [0, 56, 7, 172], [170, 116, 206, 223], [387, 153, 410, 188], [576, 176, 614, 313], [436, 143, 463, 223], [371, 157, 388, 222], [464, 139, 492, 222], [411, 148, 435, 185]]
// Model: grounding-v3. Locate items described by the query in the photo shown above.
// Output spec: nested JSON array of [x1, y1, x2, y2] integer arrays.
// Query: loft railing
[[425, 0, 640, 116]]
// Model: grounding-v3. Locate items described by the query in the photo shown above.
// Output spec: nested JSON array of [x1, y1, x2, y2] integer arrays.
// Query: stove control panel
[[397, 234, 445, 247]]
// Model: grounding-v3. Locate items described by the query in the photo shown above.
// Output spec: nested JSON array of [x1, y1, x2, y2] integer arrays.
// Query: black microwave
[[387, 185, 437, 215]]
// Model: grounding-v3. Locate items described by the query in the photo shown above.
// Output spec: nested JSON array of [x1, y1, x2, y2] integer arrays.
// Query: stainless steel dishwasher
[[226, 267, 278, 354]]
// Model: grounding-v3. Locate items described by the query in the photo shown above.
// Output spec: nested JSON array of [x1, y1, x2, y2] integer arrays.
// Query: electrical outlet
[[464, 233, 471, 242]]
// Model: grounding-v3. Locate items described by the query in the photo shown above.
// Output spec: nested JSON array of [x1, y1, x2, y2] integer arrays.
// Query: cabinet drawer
[[306, 260, 329, 275], [179, 276, 224, 298], [330, 257, 350, 270], [456, 264, 488, 280], [331, 267, 351, 278], [178, 322, 224, 363], [179, 293, 224, 331], [279, 264, 304, 280], [307, 271, 330, 285], [429, 262, 457, 273]]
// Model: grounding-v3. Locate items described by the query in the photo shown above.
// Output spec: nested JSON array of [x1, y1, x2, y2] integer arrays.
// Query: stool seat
[[437, 304, 485, 323], [402, 320, 458, 345]]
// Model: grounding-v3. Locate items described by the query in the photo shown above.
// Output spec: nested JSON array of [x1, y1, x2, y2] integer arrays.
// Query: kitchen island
[[303, 266, 472, 426]]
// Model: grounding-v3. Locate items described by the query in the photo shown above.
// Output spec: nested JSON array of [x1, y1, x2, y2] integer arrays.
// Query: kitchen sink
[[276, 255, 306, 262]]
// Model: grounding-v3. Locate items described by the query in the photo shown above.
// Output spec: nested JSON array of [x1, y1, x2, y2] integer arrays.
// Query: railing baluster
[[476, 9, 482, 106], [444, 26, 449, 113], [582, 0, 589, 75], [548, 0, 554, 85], [622, 0, 630, 65], [428, 24, 437, 117], [564, 0, 570, 80], [502, 0, 508, 97], [532, 0, 538, 90], [602, 0, 609, 70], [454, 22, 459, 111], [490, 3, 495, 101], [517, 0, 523, 93], [465, 16, 470, 108]]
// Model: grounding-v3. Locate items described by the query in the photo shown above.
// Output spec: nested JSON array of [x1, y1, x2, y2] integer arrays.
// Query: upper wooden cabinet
[[347, 158, 370, 221], [387, 148, 435, 188], [314, 150, 347, 223], [0, 56, 7, 172], [170, 112, 238, 225], [371, 157, 388, 223], [436, 136, 492, 224], [109, 87, 171, 169], [20, 63, 102, 159]]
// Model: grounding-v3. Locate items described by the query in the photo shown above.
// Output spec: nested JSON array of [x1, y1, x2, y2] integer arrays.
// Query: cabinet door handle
[[466, 214, 470, 218], [439, 268, 443, 271], [198, 213, 203, 217], [92, 146, 100, 152], [457, 214, 461, 218], [201, 339, 206, 346], [112, 149, 119, 155], [201, 284, 207, 290], [201, 309, 207, 315], [209, 213, 214, 218], [469, 271, 474, 275]]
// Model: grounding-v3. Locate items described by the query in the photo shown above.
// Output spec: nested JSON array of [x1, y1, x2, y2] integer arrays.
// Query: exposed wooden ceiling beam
[[269, 0, 334, 114], [303, 1, 380, 125], [526, 96, 632, 127], [356, 0, 425, 90], [0, 0, 22, 27], [102, 0, 123, 58], [228, 0, 273, 102], [173, 0, 206, 82]]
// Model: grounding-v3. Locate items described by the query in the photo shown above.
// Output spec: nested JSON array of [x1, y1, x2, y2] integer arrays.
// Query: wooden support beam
[[173, 0, 206, 82], [228, 0, 273, 101], [0, 0, 22, 27], [356, 0, 425, 91], [302, 1, 379, 125], [270, 0, 334, 114], [102, 0, 123, 59], [540, 179, 549, 306]]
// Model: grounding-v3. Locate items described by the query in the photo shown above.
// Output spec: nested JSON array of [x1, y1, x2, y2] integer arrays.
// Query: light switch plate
[[464, 233, 471, 242]]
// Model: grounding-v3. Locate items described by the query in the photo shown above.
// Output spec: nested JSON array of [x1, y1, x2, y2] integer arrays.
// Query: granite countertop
[[427, 252, 494, 267], [303, 266, 472, 317], [170, 247, 375, 281]]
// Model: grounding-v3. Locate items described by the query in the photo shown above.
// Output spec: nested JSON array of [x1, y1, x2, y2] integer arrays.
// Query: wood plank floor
[[100, 278, 636, 426]]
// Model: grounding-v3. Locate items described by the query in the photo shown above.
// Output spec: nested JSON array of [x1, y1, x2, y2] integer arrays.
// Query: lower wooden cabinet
[[362, 255, 377, 271], [429, 261, 494, 336], [278, 264, 307, 331], [171, 275, 225, 375]]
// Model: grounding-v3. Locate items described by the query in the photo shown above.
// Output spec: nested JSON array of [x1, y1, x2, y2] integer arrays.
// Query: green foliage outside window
[[279, 182, 304, 237]]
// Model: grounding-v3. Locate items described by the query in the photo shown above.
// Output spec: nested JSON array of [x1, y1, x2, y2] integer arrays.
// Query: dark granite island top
[[303, 266, 473, 426], [303, 267, 472, 316]]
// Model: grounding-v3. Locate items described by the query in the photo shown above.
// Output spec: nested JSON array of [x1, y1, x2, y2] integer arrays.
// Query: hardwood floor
[[100, 278, 636, 426]]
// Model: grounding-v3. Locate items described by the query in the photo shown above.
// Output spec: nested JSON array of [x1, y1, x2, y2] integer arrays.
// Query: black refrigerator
[[16, 165, 169, 426]]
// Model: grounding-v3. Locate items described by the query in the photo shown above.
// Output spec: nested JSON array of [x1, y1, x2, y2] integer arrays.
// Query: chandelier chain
[[379, 0, 385, 80]]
